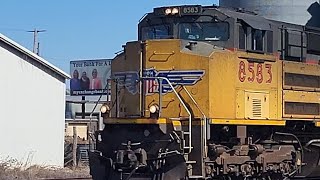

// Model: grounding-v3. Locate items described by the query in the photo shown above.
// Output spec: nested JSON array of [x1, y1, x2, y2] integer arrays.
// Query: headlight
[[100, 104, 110, 114], [149, 104, 159, 113], [165, 8, 172, 15], [171, 8, 179, 14]]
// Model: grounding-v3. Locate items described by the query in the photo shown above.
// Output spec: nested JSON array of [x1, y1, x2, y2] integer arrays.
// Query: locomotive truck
[[89, 5, 320, 179]]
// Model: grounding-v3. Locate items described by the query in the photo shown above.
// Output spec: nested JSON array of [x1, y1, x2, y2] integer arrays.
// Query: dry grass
[[0, 158, 91, 180]]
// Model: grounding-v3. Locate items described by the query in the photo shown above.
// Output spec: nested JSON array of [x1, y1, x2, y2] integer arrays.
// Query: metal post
[[88, 125, 93, 151], [33, 28, 37, 53], [116, 79, 119, 118], [159, 79, 162, 117], [280, 27, 284, 59], [72, 126, 78, 169], [139, 50, 143, 117], [106, 79, 110, 102], [301, 31, 304, 61], [81, 96, 85, 119], [284, 29, 289, 59], [237, 126, 247, 145], [27, 29, 46, 55]]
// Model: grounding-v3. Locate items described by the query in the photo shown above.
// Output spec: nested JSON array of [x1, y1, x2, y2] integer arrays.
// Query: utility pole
[[27, 28, 46, 55]]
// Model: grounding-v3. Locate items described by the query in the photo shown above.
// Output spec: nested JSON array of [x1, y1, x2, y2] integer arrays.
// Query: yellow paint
[[282, 90, 320, 119], [283, 90, 320, 104], [283, 61, 320, 76], [104, 118, 181, 127], [110, 39, 320, 126], [144, 40, 211, 118], [208, 50, 281, 121], [181, 120, 206, 126], [315, 121, 320, 127], [210, 119, 286, 126], [283, 61, 320, 92], [111, 42, 142, 118], [172, 120, 182, 126], [236, 51, 277, 62]]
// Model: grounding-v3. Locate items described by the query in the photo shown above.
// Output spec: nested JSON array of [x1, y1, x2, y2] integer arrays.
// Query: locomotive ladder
[[181, 86, 208, 156], [141, 77, 193, 153], [181, 86, 208, 178]]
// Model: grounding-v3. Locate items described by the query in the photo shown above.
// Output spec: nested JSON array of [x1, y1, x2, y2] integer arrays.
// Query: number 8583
[[238, 61, 272, 84]]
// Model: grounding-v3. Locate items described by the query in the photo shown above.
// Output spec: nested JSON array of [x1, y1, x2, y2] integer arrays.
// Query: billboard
[[70, 59, 111, 96]]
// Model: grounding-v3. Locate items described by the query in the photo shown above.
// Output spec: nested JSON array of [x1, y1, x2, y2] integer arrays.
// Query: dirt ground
[[0, 160, 91, 180]]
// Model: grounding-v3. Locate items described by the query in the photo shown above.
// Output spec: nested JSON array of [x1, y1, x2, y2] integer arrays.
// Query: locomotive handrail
[[141, 76, 193, 154], [138, 13, 148, 23], [181, 86, 208, 156], [181, 86, 206, 123], [305, 139, 320, 148]]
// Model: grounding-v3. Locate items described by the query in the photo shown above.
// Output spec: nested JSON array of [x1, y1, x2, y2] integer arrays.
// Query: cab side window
[[252, 29, 264, 51], [238, 24, 273, 53]]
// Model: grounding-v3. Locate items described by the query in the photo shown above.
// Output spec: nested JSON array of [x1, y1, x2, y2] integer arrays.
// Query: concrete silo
[[219, 0, 320, 27]]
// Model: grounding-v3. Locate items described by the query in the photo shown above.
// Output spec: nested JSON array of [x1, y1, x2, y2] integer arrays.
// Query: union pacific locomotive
[[89, 5, 320, 179]]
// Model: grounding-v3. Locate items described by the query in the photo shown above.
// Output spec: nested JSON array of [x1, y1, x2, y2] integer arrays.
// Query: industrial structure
[[0, 33, 69, 166], [219, 0, 320, 27], [89, 4, 320, 180]]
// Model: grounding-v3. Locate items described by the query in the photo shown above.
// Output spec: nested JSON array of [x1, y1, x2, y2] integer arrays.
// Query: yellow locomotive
[[89, 5, 320, 179]]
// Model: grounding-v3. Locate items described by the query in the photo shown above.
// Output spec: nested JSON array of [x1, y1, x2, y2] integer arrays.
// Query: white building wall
[[0, 47, 65, 166]]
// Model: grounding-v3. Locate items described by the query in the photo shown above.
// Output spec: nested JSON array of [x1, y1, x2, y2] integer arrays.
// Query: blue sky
[[0, 0, 218, 74]]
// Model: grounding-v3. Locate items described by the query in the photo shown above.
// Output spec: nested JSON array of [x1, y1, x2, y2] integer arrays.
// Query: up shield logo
[[113, 68, 205, 95]]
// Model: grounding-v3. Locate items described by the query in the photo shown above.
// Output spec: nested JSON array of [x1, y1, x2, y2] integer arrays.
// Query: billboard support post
[[81, 96, 86, 119]]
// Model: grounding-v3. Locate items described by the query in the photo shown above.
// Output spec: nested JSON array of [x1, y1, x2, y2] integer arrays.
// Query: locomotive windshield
[[179, 22, 229, 41], [139, 5, 230, 42], [141, 24, 171, 41]]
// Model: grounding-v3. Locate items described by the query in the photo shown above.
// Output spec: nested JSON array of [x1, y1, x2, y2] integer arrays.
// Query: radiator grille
[[245, 91, 269, 119], [252, 98, 262, 117]]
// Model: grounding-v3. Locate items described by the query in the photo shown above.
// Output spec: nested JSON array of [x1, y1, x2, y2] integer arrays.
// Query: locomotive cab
[[139, 5, 276, 55]]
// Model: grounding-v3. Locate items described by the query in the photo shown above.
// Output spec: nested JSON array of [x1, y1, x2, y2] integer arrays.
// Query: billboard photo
[[70, 59, 111, 96]]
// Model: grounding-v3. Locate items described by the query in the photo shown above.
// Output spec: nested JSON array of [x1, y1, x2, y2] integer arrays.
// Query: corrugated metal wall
[[0, 47, 65, 166], [219, 0, 320, 26]]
